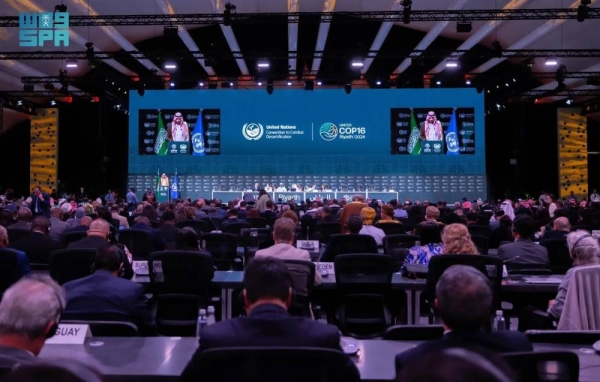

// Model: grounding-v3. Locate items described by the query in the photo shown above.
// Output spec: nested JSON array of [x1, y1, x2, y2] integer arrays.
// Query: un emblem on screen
[[446, 132, 459, 153], [319, 123, 338, 141], [242, 123, 264, 141]]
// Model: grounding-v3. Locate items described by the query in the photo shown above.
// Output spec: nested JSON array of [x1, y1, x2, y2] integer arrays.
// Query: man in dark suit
[[158, 210, 179, 249], [49, 207, 68, 241], [62, 243, 154, 334], [497, 215, 548, 266], [10, 207, 32, 231], [540, 217, 570, 242], [30, 186, 51, 218], [130, 216, 166, 251], [0, 226, 31, 279], [181, 257, 359, 381], [0, 275, 65, 367], [395, 265, 532, 372], [10, 216, 61, 266]]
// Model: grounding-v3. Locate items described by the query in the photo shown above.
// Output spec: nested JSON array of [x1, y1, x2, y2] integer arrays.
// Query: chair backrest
[[468, 225, 491, 237], [149, 251, 214, 295], [0, 249, 19, 294], [199, 232, 240, 270], [327, 234, 378, 261], [48, 249, 97, 285], [7, 228, 30, 244], [174, 220, 209, 235], [470, 235, 489, 255], [61, 320, 139, 337], [374, 223, 406, 236], [558, 265, 600, 330], [502, 351, 579, 382], [382, 235, 410, 272], [283, 260, 315, 296], [426, 254, 503, 310], [199, 217, 224, 230], [382, 325, 444, 341], [191, 347, 359, 382], [540, 238, 572, 274], [117, 229, 153, 260], [389, 233, 420, 244], [334, 254, 393, 293], [246, 217, 268, 228], [61, 231, 89, 247], [316, 222, 341, 244], [525, 330, 600, 345], [221, 222, 251, 236]]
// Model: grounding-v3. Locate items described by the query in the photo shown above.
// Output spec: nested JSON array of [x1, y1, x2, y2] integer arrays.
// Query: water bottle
[[196, 309, 207, 338], [207, 306, 216, 326], [493, 310, 506, 331]]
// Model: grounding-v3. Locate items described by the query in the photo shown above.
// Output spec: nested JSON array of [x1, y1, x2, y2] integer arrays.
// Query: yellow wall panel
[[557, 108, 587, 200], [30, 108, 58, 194]]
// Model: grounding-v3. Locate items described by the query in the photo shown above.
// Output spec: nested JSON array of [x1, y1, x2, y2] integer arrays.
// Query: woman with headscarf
[[359, 207, 385, 246]]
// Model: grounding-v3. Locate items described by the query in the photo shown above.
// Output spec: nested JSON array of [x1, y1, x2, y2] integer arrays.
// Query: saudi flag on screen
[[154, 110, 168, 155], [407, 110, 421, 155]]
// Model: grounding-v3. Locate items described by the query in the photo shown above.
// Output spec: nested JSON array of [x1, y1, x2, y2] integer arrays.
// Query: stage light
[[445, 59, 459, 68], [230, 82, 234, 87], [376, 80, 382, 86], [456, 21, 472, 33], [257, 60, 270, 68], [267, 80, 274, 95], [344, 83, 352, 94], [17, 100, 22, 106], [505, 83, 509, 87], [170, 82, 175, 87], [566, 98, 574, 105], [257, 82, 262, 86], [401, 0, 412, 24], [164, 61, 177, 70], [466, 80, 471, 85], [287, 81, 292, 86], [65, 59, 77, 68], [317, 81, 322, 86], [350, 60, 363, 68], [436, 81, 441, 86], [50, 99, 57, 106], [199, 82, 204, 87], [545, 57, 558, 66]]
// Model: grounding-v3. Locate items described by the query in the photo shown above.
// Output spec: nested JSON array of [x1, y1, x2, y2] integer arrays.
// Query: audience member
[[158, 210, 179, 249], [62, 243, 154, 335], [359, 207, 385, 246], [0, 226, 31, 279], [378, 205, 399, 224], [0, 275, 65, 366], [518, 230, 600, 331], [111, 205, 129, 228], [395, 265, 532, 370], [339, 195, 367, 234], [404, 223, 444, 266], [131, 216, 166, 251], [281, 210, 299, 225], [62, 216, 92, 234], [48, 208, 68, 241], [3, 360, 105, 382], [497, 216, 548, 265], [540, 216, 570, 241], [10, 208, 32, 231], [10, 216, 61, 266], [489, 215, 513, 249], [255, 217, 321, 285], [180, 257, 359, 381], [441, 224, 479, 255]]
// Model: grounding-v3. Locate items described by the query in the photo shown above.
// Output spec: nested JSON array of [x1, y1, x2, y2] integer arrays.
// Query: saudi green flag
[[153, 110, 168, 155], [407, 111, 421, 155]]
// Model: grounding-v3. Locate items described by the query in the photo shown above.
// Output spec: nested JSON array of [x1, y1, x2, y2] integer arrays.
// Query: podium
[[168, 141, 191, 155], [421, 140, 444, 154], [156, 185, 170, 202]]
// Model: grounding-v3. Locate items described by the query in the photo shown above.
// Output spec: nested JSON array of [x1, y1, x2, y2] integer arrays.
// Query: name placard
[[45, 324, 91, 345], [314, 262, 335, 274], [132, 260, 162, 271], [296, 240, 319, 251]]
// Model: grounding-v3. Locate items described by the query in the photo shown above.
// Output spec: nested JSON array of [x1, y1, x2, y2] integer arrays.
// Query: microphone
[[503, 256, 521, 263], [208, 216, 220, 233]]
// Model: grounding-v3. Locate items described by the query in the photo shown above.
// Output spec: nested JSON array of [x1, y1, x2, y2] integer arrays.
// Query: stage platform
[[127, 174, 487, 203]]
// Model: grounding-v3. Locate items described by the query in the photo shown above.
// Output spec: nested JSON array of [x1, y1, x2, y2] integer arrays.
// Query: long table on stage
[[40, 337, 600, 382], [133, 271, 562, 325], [209, 191, 400, 202]]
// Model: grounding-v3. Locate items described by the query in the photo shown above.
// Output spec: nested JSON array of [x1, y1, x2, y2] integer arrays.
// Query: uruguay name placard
[[45, 324, 91, 345]]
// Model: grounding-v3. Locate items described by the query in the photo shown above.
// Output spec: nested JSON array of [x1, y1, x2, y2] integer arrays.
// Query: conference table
[[39, 337, 600, 381], [133, 271, 562, 325]]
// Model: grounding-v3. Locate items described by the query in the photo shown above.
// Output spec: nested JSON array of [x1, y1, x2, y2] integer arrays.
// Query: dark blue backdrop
[[128, 89, 485, 176]]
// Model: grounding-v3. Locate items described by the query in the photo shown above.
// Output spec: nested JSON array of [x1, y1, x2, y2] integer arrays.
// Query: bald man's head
[[80, 216, 92, 227], [553, 217, 571, 232], [87, 219, 110, 239]]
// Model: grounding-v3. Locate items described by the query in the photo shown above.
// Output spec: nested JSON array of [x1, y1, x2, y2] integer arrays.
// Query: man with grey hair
[[0, 275, 65, 366], [255, 217, 321, 286], [396, 265, 532, 370]]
